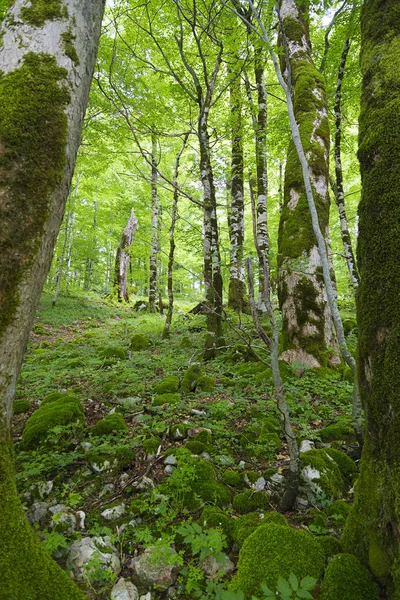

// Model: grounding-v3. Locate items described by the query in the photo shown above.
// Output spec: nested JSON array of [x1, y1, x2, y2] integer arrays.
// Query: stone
[[101, 504, 125, 521], [187, 427, 211, 439], [67, 536, 121, 581], [300, 440, 315, 453], [99, 483, 116, 498], [111, 578, 139, 600], [49, 504, 77, 533], [271, 473, 285, 485], [164, 465, 174, 474], [251, 477, 266, 491], [200, 555, 235, 578], [164, 455, 177, 466], [129, 546, 179, 591], [132, 476, 154, 491], [29, 480, 53, 500], [140, 594, 151, 600], [27, 502, 49, 526]]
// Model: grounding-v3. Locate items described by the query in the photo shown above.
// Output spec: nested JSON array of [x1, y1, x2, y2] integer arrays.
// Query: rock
[[27, 502, 49, 526], [111, 578, 139, 600], [300, 440, 315, 453], [164, 465, 174, 474], [164, 455, 177, 466], [49, 504, 77, 533], [76, 510, 86, 530], [200, 555, 235, 578], [99, 483, 116, 498], [187, 427, 211, 439], [67, 536, 121, 581], [129, 546, 179, 591], [29, 480, 54, 501], [81, 441, 92, 452], [251, 477, 266, 491], [140, 594, 151, 600], [201, 452, 211, 460], [101, 504, 125, 521], [271, 473, 285, 485], [132, 476, 154, 491]]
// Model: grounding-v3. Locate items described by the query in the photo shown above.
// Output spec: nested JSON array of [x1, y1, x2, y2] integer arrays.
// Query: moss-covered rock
[[90, 414, 128, 436], [41, 391, 69, 406], [325, 500, 352, 521], [222, 470, 244, 489], [233, 490, 270, 514], [319, 424, 355, 443], [153, 376, 180, 395], [152, 393, 181, 407], [143, 436, 161, 455], [232, 512, 288, 547], [129, 334, 150, 351], [195, 430, 212, 446], [99, 346, 126, 360], [20, 396, 84, 449], [14, 399, 31, 415], [230, 523, 325, 597], [169, 423, 188, 440], [185, 440, 209, 455], [316, 535, 341, 561], [301, 448, 356, 497], [180, 364, 203, 393], [254, 368, 273, 384], [319, 554, 379, 600], [200, 507, 234, 544], [196, 375, 215, 392]]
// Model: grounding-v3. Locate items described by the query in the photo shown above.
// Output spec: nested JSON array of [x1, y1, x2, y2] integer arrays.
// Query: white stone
[[300, 440, 315, 453], [67, 536, 121, 581], [199, 555, 235, 578], [164, 455, 177, 465], [111, 578, 139, 600], [101, 504, 125, 521]]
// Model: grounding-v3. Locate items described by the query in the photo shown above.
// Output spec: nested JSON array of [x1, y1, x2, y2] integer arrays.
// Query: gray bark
[[114, 208, 138, 303], [149, 133, 159, 313]]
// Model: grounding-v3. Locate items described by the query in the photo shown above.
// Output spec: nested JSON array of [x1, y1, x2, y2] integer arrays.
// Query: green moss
[[185, 440, 208, 455], [301, 448, 356, 497], [237, 362, 265, 376], [180, 364, 203, 392], [228, 278, 250, 314], [325, 500, 352, 521], [20, 0, 68, 27], [0, 442, 86, 599], [180, 336, 193, 348], [41, 392, 77, 406], [232, 512, 288, 547], [169, 423, 188, 440], [196, 375, 215, 392], [20, 396, 83, 449], [324, 448, 357, 479], [233, 490, 270, 514], [195, 430, 212, 446], [153, 375, 180, 395], [13, 399, 31, 415], [200, 506, 234, 544], [99, 346, 126, 360], [0, 53, 70, 337], [319, 424, 355, 443], [319, 554, 379, 600], [152, 393, 181, 407], [342, 318, 357, 335], [230, 523, 325, 598], [255, 368, 272, 384], [91, 414, 128, 436], [316, 535, 341, 560], [222, 469, 244, 488], [61, 29, 80, 65], [143, 436, 161, 455], [129, 334, 150, 351]]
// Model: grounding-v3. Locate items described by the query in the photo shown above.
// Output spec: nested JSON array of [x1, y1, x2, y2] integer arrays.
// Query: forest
[[0, 0, 399, 599]]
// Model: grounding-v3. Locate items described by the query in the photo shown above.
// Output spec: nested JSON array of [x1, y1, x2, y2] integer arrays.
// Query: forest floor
[[12, 292, 370, 600]]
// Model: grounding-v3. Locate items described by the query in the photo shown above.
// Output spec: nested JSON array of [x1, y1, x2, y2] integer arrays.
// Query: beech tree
[[342, 0, 400, 593], [0, 1, 105, 597]]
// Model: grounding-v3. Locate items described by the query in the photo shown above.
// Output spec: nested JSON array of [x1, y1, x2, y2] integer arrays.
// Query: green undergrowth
[[9, 294, 363, 599]]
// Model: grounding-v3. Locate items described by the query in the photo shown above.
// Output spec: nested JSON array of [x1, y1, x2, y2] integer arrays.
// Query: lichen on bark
[[277, 0, 336, 367], [0, 52, 70, 337], [342, 0, 400, 596]]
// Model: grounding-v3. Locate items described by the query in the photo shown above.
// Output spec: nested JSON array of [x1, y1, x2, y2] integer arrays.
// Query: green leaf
[[296, 590, 313, 599], [299, 576, 317, 591], [260, 583, 275, 595], [289, 572, 299, 592], [277, 576, 292, 596]]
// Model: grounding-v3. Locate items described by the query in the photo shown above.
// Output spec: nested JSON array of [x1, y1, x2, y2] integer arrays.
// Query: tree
[[342, 0, 400, 593], [113, 208, 138, 303], [149, 133, 160, 312], [277, 0, 337, 368], [0, 1, 105, 597]]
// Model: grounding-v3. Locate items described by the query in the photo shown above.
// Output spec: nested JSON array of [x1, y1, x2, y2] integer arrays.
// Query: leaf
[[277, 576, 292, 596], [260, 583, 275, 595], [299, 576, 317, 591], [289, 572, 299, 591], [296, 590, 313, 599]]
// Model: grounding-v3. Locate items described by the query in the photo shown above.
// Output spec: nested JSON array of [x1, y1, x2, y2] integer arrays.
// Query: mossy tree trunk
[[149, 132, 159, 313], [0, 0, 105, 597], [277, 0, 337, 368], [342, 0, 400, 594], [113, 208, 138, 303], [228, 64, 247, 313]]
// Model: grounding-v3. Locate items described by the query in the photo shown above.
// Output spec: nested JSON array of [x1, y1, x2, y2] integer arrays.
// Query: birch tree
[[0, 1, 105, 597], [149, 133, 160, 312]]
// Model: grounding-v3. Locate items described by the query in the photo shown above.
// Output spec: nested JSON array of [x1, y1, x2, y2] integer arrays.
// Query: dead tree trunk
[[113, 208, 138, 303]]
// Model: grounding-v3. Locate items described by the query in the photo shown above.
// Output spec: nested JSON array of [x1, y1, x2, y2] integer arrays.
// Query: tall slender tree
[[0, 1, 105, 597], [149, 133, 159, 312], [113, 208, 138, 303]]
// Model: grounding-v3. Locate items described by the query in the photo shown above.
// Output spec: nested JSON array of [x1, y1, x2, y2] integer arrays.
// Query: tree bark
[[114, 208, 138, 303], [0, 1, 105, 597], [149, 133, 159, 313], [342, 0, 400, 593], [277, 0, 337, 368], [228, 65, 247, 312]]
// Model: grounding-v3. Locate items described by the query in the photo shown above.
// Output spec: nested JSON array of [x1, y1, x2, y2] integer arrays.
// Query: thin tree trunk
[[52, 199, 71, 307], [65, 211, 75, 294], [228, 65, 247, 312], [333, 33, 360, 294], [163, 133, 189, 339], [149, 133, 159, 313], [113, 208, 138, 303], [0, 1, 105, 597]]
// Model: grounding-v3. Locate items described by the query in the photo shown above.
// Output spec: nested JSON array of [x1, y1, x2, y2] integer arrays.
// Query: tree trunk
[[277, 0, 337, 368], [228, 66, 247, 312], [163, 133, 189, 339], [113, 208, 138, 303], [333, 33, 360, 295], [149, 133, 159, 313], [0, 1, 105, 597], [342, 0, 400, 593]]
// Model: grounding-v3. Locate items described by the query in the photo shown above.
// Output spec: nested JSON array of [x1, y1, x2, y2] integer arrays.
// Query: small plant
[[260, 574, 317, 600]]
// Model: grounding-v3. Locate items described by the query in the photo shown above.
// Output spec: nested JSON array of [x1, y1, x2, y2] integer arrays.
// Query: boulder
[[111, 578, 139, 600], [129, 546, 179, 591], [67, 536, 120, 581]]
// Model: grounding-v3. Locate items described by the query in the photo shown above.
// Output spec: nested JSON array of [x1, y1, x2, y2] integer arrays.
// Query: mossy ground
[[9, 293, 364, 599]]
